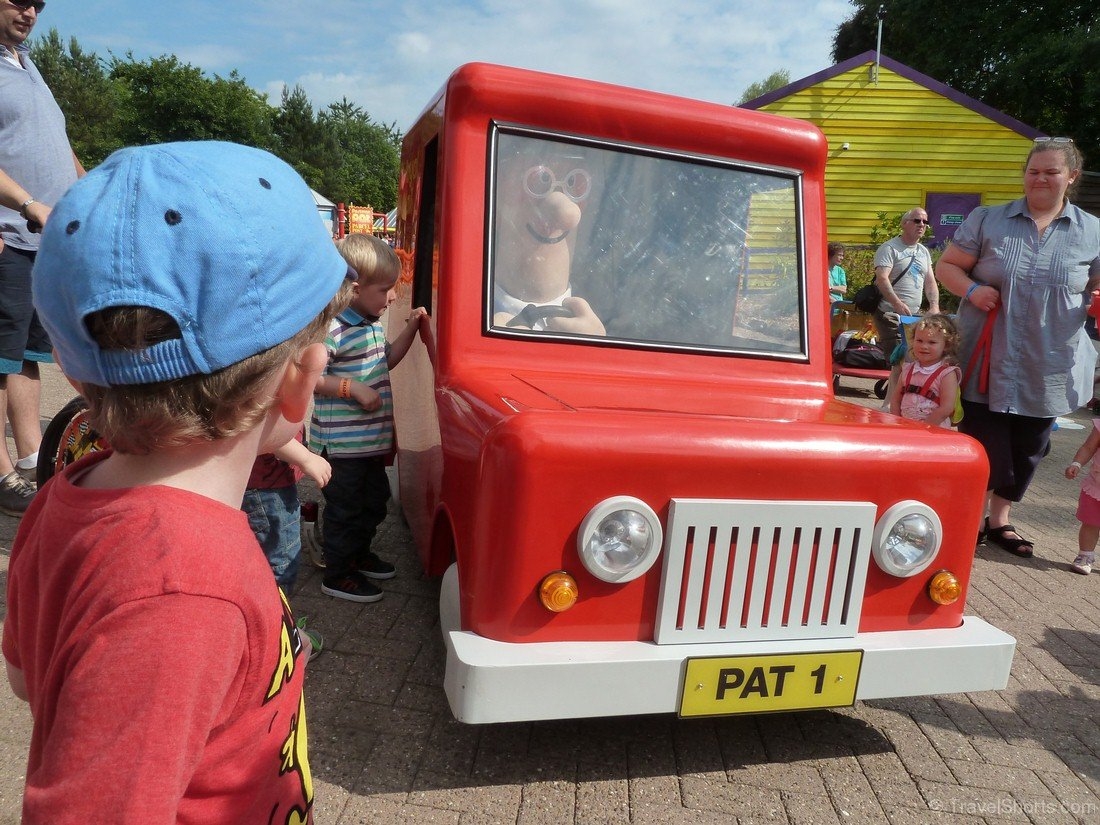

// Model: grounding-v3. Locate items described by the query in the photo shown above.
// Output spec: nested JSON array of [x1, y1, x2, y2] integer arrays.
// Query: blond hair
[[80, 281, 353, 455], [337, 233, 400, 286]]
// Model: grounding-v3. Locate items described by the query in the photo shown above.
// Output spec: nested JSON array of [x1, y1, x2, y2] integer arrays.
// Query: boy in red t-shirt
[[2, 142, 353, 822]]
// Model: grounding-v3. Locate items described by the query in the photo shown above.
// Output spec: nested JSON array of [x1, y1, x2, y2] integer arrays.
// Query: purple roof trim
[[742, 50, 1042, 138]]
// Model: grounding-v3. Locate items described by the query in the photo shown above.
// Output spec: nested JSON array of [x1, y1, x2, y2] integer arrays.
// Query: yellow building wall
[[758, 62, 1033, 245]]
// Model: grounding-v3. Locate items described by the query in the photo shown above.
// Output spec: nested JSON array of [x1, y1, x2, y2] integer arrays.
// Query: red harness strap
[[962, 305, 999, 394], [902, 362, 951, 404]]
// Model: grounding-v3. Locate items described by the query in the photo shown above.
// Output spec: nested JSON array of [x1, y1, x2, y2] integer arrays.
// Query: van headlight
[[872, 500, 942, 577], [578, 496, 663, 582]]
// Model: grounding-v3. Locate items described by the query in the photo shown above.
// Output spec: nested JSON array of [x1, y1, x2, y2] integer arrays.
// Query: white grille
[[653, 499, 875, 644]]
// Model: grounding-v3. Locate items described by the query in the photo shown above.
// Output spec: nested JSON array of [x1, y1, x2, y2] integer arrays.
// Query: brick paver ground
[[0, 364, 1097, 824]]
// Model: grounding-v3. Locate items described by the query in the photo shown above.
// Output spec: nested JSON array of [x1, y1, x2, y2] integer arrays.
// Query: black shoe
[[321, 572, 383, 603], [356, 552, 396, 580], [0, 471, 35, 517]]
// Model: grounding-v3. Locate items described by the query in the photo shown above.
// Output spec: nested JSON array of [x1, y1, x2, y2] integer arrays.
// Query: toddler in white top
[[887, 314, 961, 429]]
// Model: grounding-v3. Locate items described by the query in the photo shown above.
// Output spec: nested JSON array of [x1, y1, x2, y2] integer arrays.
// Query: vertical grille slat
[[703, 523, 733, 630], [786, 526, 816, 627], [655, 500, 875, 644]]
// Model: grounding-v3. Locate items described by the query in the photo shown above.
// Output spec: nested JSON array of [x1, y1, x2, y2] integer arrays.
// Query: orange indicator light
[[539, 571, 579, 612]]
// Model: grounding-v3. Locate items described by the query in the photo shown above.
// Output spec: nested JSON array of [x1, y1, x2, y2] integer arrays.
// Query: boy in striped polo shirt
[[311, 233, 428, 602]]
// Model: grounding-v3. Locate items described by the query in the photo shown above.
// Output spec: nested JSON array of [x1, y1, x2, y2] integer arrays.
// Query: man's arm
[[874, 264, 909, 314], [0, 167, 53, 231], [0, 167, 36, 215]]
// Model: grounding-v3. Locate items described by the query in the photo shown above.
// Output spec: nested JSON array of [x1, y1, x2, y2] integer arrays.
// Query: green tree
[[27, 34, 403, 213], [29, 28, 122, 167], [109, 55, 276, 149], [273, 85, 339, 191], [317, 98, 400, 211], [833, 1, 1100, 161], [738, 70, 791, 104]]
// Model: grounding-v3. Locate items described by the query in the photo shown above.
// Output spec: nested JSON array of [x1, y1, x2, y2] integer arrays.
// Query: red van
[[389, 63, 1015, 724]]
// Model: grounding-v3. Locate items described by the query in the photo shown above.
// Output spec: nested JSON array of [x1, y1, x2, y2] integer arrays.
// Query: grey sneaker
[[14, 452, 38, 485], [0, 470, 35, 517], [1071, 553, 1094, 575]]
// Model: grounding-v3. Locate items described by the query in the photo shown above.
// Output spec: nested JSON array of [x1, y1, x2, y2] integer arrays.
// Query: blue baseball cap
[[33, 141, 350, 386]]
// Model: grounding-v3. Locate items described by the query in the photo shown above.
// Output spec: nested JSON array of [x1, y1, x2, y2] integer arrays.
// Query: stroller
[[831, 304, 920, 400]]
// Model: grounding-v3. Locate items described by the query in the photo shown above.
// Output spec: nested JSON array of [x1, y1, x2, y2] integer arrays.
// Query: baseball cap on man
[[33, 141, 351, 387]]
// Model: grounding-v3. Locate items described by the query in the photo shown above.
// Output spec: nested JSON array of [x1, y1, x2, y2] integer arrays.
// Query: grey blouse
[[952, 198, 1100, 417]]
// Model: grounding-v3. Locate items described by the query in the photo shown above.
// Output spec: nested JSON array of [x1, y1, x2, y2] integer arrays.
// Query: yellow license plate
[[679, 650, 863, 717]]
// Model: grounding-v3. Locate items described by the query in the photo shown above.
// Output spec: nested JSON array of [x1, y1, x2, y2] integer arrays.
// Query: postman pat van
[[388, 63, 1015, 724]]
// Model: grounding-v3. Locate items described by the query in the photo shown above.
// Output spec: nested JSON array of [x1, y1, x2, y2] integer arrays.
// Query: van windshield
[[487, 128, 807, 358]]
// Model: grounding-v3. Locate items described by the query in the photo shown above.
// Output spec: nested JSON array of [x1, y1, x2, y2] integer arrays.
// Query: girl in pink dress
[[888, 314, 961, 429]]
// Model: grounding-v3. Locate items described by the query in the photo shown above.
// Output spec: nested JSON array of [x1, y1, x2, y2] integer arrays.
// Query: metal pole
[[872, 5, 886, 85]]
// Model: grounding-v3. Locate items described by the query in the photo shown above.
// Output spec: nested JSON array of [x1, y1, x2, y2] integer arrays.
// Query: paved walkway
[[0, 364, 1097, 824]]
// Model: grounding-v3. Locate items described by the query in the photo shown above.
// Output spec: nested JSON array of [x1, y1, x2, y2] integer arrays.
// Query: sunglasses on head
[[1033, 136, 1073, 146], [8, 0, 45, 11]]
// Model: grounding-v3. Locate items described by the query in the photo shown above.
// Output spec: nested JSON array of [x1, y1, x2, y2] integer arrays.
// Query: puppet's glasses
[[523, 166, 592, 203]]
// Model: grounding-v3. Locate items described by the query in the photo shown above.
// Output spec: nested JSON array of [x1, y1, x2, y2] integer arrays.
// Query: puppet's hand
[[546, 297, 605, 336], [494, 310, 529, 329]]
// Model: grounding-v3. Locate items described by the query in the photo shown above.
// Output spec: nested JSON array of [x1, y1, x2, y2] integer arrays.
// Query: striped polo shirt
[[309, 308, 393, 458]]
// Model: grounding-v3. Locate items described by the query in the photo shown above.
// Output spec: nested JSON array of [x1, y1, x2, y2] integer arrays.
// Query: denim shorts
[[242, 484, 302, 590], [0, 245, 52, 374]]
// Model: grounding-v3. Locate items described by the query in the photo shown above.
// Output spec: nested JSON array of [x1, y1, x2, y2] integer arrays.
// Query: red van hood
[[501, 370, 833, 422]]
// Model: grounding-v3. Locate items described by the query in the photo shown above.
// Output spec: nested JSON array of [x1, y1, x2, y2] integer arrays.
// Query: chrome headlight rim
[[577, 496, 663, 583], [871, 499, 942, 578]]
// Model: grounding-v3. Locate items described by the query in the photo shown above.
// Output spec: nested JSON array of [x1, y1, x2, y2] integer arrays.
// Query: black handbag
[[852, 284, 881, 312], [851, 255, 914, 313]]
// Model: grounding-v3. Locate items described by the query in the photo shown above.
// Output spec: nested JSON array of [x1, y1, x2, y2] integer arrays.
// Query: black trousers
[[320, 454, 390, 579], [958, 400, 1054, 502]]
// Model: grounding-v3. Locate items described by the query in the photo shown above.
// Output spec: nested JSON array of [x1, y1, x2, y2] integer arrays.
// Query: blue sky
[[39, 0, 857, 130]]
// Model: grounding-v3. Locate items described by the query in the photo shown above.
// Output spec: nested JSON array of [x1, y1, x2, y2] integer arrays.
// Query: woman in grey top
[[937, 138, 1100, 558]]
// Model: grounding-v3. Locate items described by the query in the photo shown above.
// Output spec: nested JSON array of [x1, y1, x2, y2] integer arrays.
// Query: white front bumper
[[439, 565, 1016, 724]]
